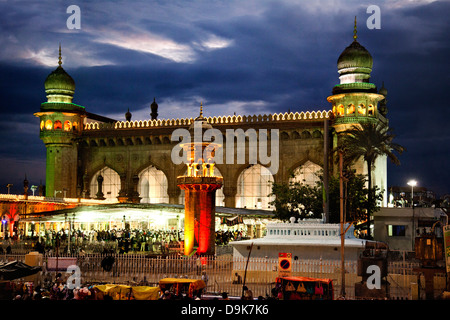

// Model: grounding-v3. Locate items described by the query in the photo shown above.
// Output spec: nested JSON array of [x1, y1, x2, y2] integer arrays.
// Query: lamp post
[[407, 180, 417, 249]]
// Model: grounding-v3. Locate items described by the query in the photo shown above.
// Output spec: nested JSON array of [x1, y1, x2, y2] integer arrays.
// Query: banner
[[443, 225, 450, 273]]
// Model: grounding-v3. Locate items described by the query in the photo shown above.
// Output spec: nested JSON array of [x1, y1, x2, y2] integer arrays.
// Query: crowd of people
[[25, 228, 184, 255], [215, 229, 247, 245], [2, 227, 249, 255]]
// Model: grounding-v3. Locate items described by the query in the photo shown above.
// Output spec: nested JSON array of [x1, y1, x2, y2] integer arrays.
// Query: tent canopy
[[0, 260, 42, 280], [159, 278, 206, 290], [94, 284, 160, 300]]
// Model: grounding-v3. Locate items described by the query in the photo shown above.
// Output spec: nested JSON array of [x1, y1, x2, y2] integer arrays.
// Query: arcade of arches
[[89, 162, 322, 210]]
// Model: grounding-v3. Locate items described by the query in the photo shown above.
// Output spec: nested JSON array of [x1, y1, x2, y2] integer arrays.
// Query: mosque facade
[[34, 25, 389, 215]]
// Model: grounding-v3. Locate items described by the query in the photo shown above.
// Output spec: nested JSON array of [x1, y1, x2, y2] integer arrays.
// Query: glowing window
[[347, 104, 355, 114], [40, 121, 44, 131], [45, 120, 53, 130], [388, 225, 406, 237], [54, 120, 62, 130], [358, 104, 366, 115], [64, 120, 72, 131]]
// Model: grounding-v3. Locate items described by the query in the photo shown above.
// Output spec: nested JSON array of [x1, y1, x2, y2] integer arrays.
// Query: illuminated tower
[[177, 104, 223, 256], [34, 45, 86, 198], [327, 18, 388, 205]]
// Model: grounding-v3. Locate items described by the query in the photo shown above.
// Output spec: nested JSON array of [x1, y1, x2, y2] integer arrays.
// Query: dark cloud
[[0, 0, 448, 196]]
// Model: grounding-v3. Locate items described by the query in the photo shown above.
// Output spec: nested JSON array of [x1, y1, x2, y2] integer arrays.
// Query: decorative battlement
[[84, 110, 332, 131], [266, 218, 356, 240]]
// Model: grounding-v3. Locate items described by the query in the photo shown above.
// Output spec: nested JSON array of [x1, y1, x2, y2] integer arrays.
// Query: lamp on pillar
[[177, 103, 223, 256]]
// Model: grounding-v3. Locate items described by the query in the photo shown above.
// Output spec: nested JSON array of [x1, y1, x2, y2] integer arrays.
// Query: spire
[[150, 97, 158, 120], [200, 102, 203, 117], [58, 43, 62, 67], [353, 16, 357, 41]]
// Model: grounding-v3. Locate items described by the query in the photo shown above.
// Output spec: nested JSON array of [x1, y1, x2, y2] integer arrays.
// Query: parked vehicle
[[275, 276, 334, 300]]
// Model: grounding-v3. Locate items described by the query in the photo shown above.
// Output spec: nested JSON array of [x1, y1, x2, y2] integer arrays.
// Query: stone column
[[168, 186, 181, 205], [117, 173, 128, 203], [127, 174, 141, 203], [223, 186, 237, 208]]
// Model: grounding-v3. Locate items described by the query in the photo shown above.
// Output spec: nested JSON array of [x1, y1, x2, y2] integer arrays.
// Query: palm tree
[[339, 121, 405, 238]]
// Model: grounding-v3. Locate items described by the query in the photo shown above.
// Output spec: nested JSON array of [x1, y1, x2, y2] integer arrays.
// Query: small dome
[[337, 40, 373, 73], [44, 45, 75, 102], [44, 66, 75, 93]]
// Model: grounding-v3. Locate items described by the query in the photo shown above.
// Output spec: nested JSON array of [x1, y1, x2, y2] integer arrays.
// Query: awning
[[19, 203, 275, 223]]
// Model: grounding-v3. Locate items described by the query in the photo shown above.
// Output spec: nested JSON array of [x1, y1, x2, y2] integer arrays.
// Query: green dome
[[44, 66, 75, 93], [337, 40, 373, 73]]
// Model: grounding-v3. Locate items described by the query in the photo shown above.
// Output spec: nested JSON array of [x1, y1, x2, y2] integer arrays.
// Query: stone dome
[[44, 65, 75, 94], [337, 40, 373, 72], [44, 45, 75, 103]]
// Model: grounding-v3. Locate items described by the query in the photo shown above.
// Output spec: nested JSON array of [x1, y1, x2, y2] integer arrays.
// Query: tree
[[327, 169, 383, 226], [338, 121, 404, 238], [270, 171, 382, 228], [269, 178, 323, 222]]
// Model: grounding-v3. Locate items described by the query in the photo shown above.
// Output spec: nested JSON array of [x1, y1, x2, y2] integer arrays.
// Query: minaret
[[327, 18, 388, 205], [327, 17, 386, 131], [34, 44, 86, 198], [177, 103, 223, 256]]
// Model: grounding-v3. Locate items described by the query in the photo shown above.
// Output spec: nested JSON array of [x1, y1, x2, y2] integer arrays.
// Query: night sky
[[0, 0, 448, 197]]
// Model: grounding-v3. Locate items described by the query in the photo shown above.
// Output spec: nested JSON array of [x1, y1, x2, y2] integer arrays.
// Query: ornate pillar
[[178, 179, 222, 255]]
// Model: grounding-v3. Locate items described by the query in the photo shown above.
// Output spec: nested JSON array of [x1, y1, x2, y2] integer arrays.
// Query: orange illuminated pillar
[[177, 103, 223, 256], [178, 179, 222, 255]]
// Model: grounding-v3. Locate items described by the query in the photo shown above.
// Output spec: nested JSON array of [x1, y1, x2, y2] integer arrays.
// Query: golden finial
[[200, 102, 203, 117], [353, 16, 357, 41], [58, 43, 62, 67]]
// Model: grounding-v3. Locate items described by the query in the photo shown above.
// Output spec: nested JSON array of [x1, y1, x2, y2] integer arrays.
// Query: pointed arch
[[289, 160, 322, 187], [236, 164, 274, 210], [138, 165, 169, 203], [90, 166, 121, 200]]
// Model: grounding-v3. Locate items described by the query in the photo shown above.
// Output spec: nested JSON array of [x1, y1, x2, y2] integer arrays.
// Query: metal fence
[[1, 251, 446, 299]]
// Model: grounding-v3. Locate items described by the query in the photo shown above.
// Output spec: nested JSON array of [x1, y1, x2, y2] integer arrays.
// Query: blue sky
[[0, 0, 449, 197]]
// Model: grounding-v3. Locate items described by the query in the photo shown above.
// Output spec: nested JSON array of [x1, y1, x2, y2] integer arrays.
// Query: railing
[[1, 251, 442, 300]]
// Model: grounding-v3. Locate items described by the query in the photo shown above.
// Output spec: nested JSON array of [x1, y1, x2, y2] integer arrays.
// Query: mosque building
[[25, 20, 390, 246]]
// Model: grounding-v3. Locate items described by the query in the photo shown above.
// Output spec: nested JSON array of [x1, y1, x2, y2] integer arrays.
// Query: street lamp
[[407, 179, 417, 249], [407, 180, 417, 208]]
